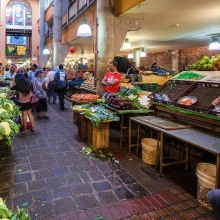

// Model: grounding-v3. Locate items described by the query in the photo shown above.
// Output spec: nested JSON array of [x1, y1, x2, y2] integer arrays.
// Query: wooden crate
[[0, 139, 11, 156], [73, 110, 80, 124], [78, 114, 87, 139], [87, 119, 109, 148]]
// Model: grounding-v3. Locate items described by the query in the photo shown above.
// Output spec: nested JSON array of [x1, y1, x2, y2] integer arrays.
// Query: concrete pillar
[[96, 0, 115, 97], [172, 50, 179, 71], [39, 0, 45, 66], [134, 49, 140, 67], [53, 0, 62, 66]]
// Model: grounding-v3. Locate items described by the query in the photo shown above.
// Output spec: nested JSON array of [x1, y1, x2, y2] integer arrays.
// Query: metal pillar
[[39, 0, 45, 66], [53, 0, 62, 66]]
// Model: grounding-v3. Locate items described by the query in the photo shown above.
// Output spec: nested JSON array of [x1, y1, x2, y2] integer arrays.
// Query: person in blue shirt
[[28, 63, 38, 83], [3, 65, 16, 80], [54, 64, 69, 110]]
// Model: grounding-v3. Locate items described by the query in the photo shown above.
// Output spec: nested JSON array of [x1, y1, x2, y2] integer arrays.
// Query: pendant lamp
[[77, 18, 92, 37], [209, 37, 220, 50]]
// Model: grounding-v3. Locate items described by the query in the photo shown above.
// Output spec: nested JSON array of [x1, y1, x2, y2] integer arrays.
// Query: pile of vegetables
[[190, 55, 220, 70], [71, 93, 99, 103], [83, 105, 120, 126], [0, 87, 14, 98], [0, 98, 20, 145], [0, 198, 30, 220], [0, 79, 10, 87], [175, 71, 204, 80], [105, 94, 133, 110], [80, 77, 96, 90], [105, 87, 142, 110]]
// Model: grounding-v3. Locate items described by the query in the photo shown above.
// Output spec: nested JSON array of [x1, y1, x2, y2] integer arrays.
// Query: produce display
[[0, 197, 30, 220], [175, 71, 204, 80], [82, 105, 120, 126], [80, 77, 96, 90], [0, 79, 10, 87], [105, 87, 142, 110], [105, 94, 133, 110], [190, 56, 214, 70], [71, 93, 99, 103], [0, 86, 20, 145], [0, 87, 15, 98]]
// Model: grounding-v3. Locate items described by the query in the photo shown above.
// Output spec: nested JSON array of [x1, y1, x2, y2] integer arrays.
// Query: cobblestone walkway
[[0, 103, 215, 219]]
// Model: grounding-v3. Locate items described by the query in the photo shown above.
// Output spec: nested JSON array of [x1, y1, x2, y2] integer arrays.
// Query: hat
[[35, 69, 43, 76]]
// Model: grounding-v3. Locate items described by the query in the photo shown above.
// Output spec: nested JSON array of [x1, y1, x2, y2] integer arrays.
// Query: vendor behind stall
[[101, 61, 121, 98]]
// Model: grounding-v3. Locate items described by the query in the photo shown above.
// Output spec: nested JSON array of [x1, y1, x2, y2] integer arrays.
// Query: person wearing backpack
[[54, 64, 69, 110]]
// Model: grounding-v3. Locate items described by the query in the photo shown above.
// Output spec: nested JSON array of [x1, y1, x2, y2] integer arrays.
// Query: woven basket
[[141, 138, 160, 165]]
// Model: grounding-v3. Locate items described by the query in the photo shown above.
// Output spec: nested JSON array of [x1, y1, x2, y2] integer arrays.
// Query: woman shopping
[[32, 69, 48, 118], [10, 73, 35, 132]]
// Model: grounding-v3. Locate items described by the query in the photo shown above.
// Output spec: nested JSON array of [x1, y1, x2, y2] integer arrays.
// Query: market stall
[[71, 87, 153, 149]]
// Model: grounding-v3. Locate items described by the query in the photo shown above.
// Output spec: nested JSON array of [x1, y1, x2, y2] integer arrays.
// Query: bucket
[[196, 163, 216, 210], [141, 138, 160, 165]]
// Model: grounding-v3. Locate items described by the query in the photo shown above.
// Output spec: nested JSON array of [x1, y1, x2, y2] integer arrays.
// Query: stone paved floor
[[0, 102, 216, 220]]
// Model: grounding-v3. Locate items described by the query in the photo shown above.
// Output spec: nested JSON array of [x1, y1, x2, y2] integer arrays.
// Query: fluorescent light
[[43, 46, 50, 55], [140, 48, 146, 57], [122, 38, 131, 49], [209, 37, 220, 50], [128, 52, 134, 59], [77, 18, 92, 37]]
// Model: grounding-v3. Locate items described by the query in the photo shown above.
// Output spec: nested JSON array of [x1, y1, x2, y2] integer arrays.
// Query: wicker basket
[[141, 138, 160, 165], [196, 163, 216, 210]]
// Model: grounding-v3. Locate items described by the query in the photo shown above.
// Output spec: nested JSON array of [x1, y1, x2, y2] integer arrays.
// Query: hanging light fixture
[[208, 37, 220, 50], [140, 48, 146, 57], [8, 59, 12, 64], [43, 46, 50, 55], [122, 38, 131, 49], [77, 18, 92, 37], [128, 51, 134, 59]]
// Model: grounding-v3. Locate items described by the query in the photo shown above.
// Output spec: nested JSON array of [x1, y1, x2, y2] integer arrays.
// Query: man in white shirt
[[45, 67, 57, 104]]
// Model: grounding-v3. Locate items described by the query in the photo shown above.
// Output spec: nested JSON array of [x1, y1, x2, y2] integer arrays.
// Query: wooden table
[[129, 116, 220, 188]]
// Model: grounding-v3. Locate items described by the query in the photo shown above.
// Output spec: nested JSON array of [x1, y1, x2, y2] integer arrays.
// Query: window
[[69, 1, 77, 20], [45, 0, 53, 9], [78, 0, 87, 11], [6, 0, 32, 28]]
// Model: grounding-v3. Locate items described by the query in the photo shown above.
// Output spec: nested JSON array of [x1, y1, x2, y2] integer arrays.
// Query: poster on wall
[[6, 44, 27, 56], [6, 44, 17, 55]]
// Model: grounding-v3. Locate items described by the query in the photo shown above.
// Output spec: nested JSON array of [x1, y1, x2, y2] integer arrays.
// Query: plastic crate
[[139, 83, 158, 92]]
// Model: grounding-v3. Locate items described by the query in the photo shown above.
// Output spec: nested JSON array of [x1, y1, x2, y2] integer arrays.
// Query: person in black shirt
[[126, 62, 139, 77]]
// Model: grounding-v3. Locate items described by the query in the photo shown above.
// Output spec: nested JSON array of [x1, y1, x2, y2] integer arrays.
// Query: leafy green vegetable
[[176, 71, 203, 80]]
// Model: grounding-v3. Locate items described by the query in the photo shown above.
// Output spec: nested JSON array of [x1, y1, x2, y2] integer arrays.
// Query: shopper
[[28, 63, 38, 83], [10, 73, 35, 132], [3, 65, 16, 81], [126, 62, 139, 77], [208, 189, 220, 220], [54, 64, 69, 110], [101, 61, 121, 98], [45, 67, 57, 104], [32, 69, 48, 118]]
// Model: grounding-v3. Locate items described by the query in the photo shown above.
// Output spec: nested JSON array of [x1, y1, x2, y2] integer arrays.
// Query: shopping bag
[[30, 94, 39, 107]]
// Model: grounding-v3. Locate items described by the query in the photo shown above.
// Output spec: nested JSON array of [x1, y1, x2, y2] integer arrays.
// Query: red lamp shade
[[69, 46, 76, 53]]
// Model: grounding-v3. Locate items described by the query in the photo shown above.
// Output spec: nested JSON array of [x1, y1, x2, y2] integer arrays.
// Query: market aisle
[[1, 102, 215, 219]]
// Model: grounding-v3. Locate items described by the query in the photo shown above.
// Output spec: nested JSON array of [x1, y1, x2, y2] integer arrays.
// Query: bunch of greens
[[83, 105, 120, 126], [176, 71, 203, 80], [0, 198, 30, 220]]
